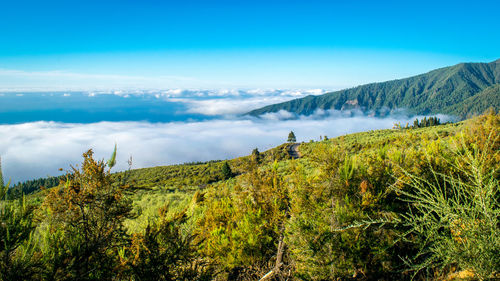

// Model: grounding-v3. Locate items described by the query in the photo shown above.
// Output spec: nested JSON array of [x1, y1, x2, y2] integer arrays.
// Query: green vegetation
[[1, 111, 499, 280], [9, 176, 62, 199], [38, 150, 133, 280], [251, 148, 262, 164], [445, 84, 500, 118], [393, 116, 441, 129], [248, 59, 500, 119], [398, 137, 499, 280], [221, 161, 233, 180], [0, 157, 4, 189], [1, 164, 39, 279], [12, 144, 294, 197], [412, 116, 440, 128]]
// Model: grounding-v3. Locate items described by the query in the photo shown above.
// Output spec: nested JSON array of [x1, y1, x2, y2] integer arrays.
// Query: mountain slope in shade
[[248, 59, 500, 119]]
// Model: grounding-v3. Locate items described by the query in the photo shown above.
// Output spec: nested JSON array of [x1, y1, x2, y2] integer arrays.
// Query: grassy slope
[[11, 115, 496, 280], [17, 143, 293, 232], [21, 121, 465, 233], [248, 59, 500, 118], [128, 121, 465, 229], [121, 143, 293, 232]]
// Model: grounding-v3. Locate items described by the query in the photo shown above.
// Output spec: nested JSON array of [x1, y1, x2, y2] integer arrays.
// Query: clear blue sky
[[1, 0, 499, 89]]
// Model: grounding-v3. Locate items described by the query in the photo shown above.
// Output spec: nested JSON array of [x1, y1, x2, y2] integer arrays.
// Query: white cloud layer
[[167, 89, 326, 115], [0, 112, 445, 184]]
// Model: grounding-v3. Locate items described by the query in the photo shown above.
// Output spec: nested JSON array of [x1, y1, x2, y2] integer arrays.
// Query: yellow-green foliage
[[7, 112, 498, 280], [195, 163, 290, 279], [120, 161, 226, 189], [114, 143, 293, 191], [125, 187, 197, 233], [398, 133, 499, 280], [0, 196, 38, 280], [37, 149, 134, 280], [195, 112, 499, 280], [121, 206, 213, 280]]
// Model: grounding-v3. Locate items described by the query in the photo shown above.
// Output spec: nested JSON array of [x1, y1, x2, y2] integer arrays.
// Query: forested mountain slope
[[248, 59, 500, 118]]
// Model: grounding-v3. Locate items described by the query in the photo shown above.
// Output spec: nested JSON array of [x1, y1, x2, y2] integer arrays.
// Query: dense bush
[[396, 111, 499, 280]]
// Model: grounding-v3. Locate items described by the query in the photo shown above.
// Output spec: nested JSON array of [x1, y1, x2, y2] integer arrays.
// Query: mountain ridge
[[247, 59, 500, 119]]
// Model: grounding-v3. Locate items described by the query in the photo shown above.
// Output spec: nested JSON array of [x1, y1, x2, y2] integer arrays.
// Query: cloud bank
[[166, 89, 326, 115], [0, 112, 439, 183], [0, 89, 328, 124]]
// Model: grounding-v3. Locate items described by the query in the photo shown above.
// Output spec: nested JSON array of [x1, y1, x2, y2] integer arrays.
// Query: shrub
[[39, 149, 133, 280], [124, 207, 213, 281], [398, 133, 499, 280]]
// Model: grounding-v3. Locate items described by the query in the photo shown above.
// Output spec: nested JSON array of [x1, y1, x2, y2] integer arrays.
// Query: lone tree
[[221, 161, 233, 180], [251, 148, 261, 164], [287, 131, 296, 143]]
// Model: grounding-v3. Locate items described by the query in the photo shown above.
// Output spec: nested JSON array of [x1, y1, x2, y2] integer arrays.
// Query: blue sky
[[1, 0, 499, 89]]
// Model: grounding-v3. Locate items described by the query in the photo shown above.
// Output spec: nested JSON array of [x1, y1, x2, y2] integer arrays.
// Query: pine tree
[[287, 131, 296, 143], [251, 148, 261, 164], [221, 161, 233, 180], [413, 119, 420, 128], [422, 117, 428, 127]]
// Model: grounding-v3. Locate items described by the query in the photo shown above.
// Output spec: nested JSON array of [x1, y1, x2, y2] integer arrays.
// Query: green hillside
[[248, 59, 500, 119], [445, 83, 500, 117], [8, 143, 293, 198], [1, 112, 498, 280]]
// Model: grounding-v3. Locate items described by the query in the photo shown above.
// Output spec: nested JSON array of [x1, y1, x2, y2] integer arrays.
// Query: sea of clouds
[[0, 89, 451, 183], [0, 89, 328, 123], [164, 88, 327, 115]]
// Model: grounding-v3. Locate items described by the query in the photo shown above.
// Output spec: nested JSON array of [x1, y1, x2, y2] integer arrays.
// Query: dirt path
[[288, 143, 301, 159]]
